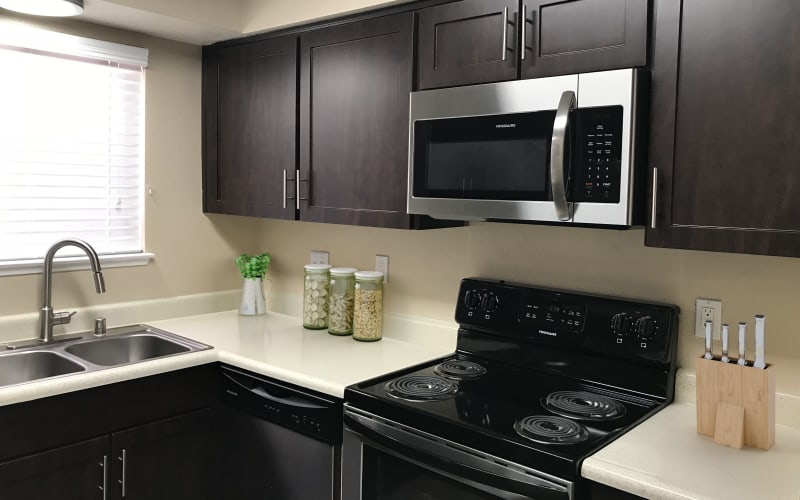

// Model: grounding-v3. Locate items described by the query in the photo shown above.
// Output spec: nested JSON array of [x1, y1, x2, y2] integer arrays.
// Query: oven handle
[[550, 90, 575, 221], [344, 409, 571, 500]]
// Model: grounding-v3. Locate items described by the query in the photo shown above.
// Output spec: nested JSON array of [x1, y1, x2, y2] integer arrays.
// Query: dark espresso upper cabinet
[[203, 36, 297, 219], [299, 14, 415, 228], [647, 0, 800, 257], [417, 0, 648, 89]]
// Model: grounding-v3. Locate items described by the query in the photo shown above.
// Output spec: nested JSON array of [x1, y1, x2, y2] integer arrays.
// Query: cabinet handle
[[550, 90, 576, 221], [295, 169, 301, 210], [501, 7, 509, 61], [650, 167, 658, 229], [520, 5, 526, 61], [118, 449, 127, 498], [282, 169, 287, 209], [99, 455, 108, 500]]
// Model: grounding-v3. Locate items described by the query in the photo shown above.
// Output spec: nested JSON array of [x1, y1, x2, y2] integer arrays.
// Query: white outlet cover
[[310, 250, 329, 265], [695, 298, 722, 340], [375, 255, 389, 283]]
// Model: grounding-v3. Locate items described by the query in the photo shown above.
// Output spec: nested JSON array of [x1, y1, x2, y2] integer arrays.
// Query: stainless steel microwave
[[407, 69, 646, 227]]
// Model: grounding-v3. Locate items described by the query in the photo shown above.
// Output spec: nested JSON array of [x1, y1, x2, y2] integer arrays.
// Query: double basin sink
[[0, 325, 211, 389]]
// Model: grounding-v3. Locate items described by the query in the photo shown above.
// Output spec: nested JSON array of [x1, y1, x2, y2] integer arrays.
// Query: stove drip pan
[[543, 391, 626, 421], [514, 415, 589, 445], [433, 360, 487, 380], [385, 375, 459, 402]]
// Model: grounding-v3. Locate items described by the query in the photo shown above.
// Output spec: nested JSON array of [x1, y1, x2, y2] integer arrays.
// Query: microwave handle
[[550, 90, 575, 221]]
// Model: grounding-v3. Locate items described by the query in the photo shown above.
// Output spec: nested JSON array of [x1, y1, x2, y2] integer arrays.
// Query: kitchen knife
[[737, 322, 747, 366], [753, 314, 766, 369], [703, 320, 713, 360], [720, 323, 730, 363]]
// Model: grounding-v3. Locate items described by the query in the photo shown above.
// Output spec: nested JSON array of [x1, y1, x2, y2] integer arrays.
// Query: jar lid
[[330, 267, 358, 276], [304, 264, 332, 271], [355, 270, 384, 280]]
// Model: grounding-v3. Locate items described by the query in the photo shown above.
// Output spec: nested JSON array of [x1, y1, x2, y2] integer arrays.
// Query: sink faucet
[[39, 239, 106, 343]]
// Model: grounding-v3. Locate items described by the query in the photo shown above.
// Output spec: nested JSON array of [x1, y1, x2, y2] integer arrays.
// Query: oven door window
[[412, 111, 556, 201]]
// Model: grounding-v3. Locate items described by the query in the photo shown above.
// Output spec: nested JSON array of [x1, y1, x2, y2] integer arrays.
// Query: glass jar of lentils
[[303, 264, 331, 329], [353, 271, 384, 342], [328, 267, 357, 336]]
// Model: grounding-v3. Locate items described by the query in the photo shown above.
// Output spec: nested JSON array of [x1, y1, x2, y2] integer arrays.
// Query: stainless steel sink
[[65, 333, 190, 366], [0, 350, 85, 387], [0, 324, 211, 389]]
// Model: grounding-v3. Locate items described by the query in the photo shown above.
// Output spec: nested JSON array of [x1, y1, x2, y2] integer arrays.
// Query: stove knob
[[481, 293, 500, 313], [635, 316, 657, 341], [611, 313, 631, 335], [464, 290, 480, 309]]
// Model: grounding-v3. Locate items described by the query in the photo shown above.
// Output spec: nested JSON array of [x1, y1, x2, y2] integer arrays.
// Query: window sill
[[0, 253, 155, 277]]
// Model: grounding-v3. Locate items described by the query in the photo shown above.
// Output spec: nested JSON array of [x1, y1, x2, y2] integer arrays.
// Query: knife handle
[[703, 320, 713, 360], [720, 323, 729, 363], [737, 322, 747, 366], [753, 314, 766, 369]]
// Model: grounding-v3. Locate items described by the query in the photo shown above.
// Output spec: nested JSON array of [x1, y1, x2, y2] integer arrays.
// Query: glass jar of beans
[[303, 264, 331, 329], [353, 271, 384, 342], [327, 267, 357, 336]]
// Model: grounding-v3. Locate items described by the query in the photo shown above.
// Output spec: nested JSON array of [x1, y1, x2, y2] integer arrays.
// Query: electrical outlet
[[310, 250, 329, 265], [695, 298, 722, 339], [375, 255, 389, 283]]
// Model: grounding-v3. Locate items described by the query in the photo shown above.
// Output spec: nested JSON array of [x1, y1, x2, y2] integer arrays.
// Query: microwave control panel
[[572, 106, 623, 203]]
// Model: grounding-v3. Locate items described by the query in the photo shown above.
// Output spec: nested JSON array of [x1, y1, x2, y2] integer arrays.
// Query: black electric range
[[342, 278, 679, 499]]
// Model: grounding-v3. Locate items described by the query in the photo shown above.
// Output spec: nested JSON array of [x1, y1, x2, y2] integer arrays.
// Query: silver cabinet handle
[[282, 169, 287, 209], [99, 455, 108, 500], [650, 167, 658, 229], [118, 449, 127, 498], [295, 169, 301, 210], [550, 90, 576, 221], [520, 5, 527, 61], [501, 7, 509, 61]]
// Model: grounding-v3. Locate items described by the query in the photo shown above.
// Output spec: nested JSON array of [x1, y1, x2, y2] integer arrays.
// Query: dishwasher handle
[[223, 371, 327, 410]]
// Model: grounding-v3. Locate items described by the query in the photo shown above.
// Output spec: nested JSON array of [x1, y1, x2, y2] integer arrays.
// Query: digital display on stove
[[518, 300, 586, 333]]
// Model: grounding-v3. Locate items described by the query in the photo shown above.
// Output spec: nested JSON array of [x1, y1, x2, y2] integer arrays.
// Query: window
[[0, 25, 151, 274]]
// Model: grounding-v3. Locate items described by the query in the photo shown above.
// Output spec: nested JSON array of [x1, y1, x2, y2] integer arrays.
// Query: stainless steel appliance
[[218, 365, 342, 500], [342, 278, 679, 499], [407, 69, 646, 226]]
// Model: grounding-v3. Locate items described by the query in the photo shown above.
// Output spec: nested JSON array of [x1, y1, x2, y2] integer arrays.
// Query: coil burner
[[433, 360, 487, 380], [385, 375, 459, 402], [543, 391, 626, 421], [514, 415, 589, 445]]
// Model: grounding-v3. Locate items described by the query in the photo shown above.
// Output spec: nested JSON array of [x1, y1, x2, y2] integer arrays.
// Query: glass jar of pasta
[[353, 271, 384, 342], [303, 264, 331, 329], [328, 267, 357, 335]]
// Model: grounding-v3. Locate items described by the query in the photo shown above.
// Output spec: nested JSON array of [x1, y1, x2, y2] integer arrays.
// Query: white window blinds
[[0, 26, 148, 261]]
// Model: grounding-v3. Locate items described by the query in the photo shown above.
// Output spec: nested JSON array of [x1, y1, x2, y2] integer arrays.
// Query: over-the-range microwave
[[407, 69, 647, 227]]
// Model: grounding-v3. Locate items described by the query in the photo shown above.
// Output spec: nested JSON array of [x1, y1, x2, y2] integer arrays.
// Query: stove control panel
[[455, 278, 680, 366]]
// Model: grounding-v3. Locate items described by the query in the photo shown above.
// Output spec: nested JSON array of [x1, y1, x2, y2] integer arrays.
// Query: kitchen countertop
[[0, 309, 456, 406], [582, 399, 800, 500]]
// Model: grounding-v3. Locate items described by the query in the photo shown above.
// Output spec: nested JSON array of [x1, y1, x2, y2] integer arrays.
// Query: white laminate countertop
[[0, 310, 457, 406], [582, 402, 800, 500]]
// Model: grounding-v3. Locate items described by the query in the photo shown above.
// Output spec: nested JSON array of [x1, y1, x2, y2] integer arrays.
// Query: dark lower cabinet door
[[0, 436, 108, 500], [111, 408, 214, 500], [299, 13, 414, 228], [203, 36, 297, 219], [417, 0, 519, 89], [521, 0, 648, 78], [647, 0, 800, 256]]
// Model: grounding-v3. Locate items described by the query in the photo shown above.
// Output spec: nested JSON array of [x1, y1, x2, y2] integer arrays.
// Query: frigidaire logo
[[539, 329, 558, 337], [495, 123, 516, 128]]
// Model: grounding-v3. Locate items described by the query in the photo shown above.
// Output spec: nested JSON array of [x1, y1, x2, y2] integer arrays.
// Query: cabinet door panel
[[203, 36, 297, 219], [647, 0, 800, 256], [299, 14, 413, 228], [522, 0, 647, 78], [0, 436, 108, 500], [418, 0, 519, 89], [111, 408, 213, 500]]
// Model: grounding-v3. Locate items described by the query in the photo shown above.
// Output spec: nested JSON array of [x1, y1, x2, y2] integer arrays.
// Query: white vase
[[239, 277, 267, 316]]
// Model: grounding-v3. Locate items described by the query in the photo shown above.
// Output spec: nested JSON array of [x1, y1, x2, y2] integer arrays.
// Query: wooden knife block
[[695, 356, 775, 450]]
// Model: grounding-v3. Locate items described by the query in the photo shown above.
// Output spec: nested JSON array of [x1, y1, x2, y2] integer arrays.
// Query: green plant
[[235, 252, 271, 279]]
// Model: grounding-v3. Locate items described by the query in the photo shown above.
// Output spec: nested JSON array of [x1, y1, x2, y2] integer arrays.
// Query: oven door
[[342, 406, 573, 500]]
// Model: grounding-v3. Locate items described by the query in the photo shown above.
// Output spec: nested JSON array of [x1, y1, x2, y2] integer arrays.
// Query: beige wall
[[0, 13, 259, 317], [257, 219, 800, 371], [241, 0, 414, 34]]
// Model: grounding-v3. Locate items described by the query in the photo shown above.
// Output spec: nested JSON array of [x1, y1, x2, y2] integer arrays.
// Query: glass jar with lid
[[303, 264, 331, 329], [353, 271, 384, 342], [328, 267, 357, 336]]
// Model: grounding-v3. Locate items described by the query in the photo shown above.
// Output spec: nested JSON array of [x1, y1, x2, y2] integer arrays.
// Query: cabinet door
[[417, 0, 519, 89], [203, 36, 297, 219], [299, 14, 414, 228], [111, 409, 213, 500], [647, 0, 800, 256], [0, 436, 108, 500], [521, 0, 647, 79]]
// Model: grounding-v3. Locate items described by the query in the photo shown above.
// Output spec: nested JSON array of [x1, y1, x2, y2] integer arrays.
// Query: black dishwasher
[[218, 365, 342, 500]]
